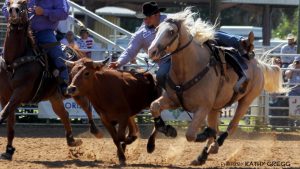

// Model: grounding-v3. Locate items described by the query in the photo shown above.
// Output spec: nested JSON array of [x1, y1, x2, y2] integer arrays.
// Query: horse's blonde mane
[[169, 7, 216, 44]]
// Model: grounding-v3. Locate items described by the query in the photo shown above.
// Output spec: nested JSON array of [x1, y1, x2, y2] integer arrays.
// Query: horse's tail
[[257, 60, 288, 93]]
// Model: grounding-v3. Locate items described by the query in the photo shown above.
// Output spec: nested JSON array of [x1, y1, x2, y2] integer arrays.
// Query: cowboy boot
[[234, 75, 249, 93], [57, 76, 69, 97], [233, 67, 249, 93]]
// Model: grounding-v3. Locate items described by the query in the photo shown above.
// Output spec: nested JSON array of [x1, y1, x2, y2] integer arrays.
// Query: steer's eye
[[84, 71, 90, 77]]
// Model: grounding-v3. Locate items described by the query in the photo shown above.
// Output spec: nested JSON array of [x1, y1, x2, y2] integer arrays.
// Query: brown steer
[[65, 58, 161, 165]]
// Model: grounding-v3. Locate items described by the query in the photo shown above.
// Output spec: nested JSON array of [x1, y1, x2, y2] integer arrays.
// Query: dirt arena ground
[[0, 125, 299, 169]]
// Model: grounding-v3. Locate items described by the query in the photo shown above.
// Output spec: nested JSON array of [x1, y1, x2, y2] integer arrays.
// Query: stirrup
[[234, 76, 249, 93]]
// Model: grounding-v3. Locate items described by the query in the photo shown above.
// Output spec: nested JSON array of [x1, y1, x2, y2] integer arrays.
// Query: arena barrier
[[0, 50, 298, 129]]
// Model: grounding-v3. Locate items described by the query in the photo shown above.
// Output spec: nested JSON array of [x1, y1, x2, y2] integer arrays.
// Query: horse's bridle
[[7, 1, 29, 29], [159, 18, 194, 61]]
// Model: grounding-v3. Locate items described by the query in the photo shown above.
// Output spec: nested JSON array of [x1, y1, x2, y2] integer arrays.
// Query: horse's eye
[[169, 30, 174, 36]]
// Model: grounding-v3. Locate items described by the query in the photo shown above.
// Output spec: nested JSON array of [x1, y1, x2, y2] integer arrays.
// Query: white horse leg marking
[[207, 111, 220, 154]]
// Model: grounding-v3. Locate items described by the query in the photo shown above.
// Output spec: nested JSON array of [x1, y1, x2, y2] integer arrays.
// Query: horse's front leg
[[191, 111, 220, 166], [73, 96, 103, 139], [0, 107, 16, 160], [184, 108, 217, 165], [217, 99, 252, 148], [49, 94, 82, 147], [147, 94, 178, 153]]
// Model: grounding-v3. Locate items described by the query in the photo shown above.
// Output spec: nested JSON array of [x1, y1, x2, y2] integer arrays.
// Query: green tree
[[272, 10, 298, 39]]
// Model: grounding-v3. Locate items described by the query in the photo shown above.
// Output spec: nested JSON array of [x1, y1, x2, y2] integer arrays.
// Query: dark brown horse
[[0, 0, 102, 160]]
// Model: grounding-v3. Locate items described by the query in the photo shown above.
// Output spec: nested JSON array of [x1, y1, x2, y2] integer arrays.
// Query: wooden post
[[210, 0, 220, 24], [262, 5, 271, 46], [297, 0, 300, 53], [83, 0, 96, 30]]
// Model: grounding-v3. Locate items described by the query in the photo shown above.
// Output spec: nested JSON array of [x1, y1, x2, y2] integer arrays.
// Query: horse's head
[[64, 57, 109, 96], [148, 18, 182, 62], [7, 0, 29, 26]]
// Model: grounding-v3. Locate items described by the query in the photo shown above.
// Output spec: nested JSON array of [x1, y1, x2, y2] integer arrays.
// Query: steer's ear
[[92, 57, 110, 69], [60, 57, 75, 67]]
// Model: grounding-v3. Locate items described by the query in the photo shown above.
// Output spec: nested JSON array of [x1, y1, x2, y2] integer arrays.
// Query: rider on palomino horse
[[2, 0, 70, 96], [109, 1, 254, 132]]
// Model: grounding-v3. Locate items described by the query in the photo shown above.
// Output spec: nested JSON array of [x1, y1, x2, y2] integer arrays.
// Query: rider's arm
[[43, 0, 69, 22], [117, 32, 143, 66], [1, 0, 9, 19]]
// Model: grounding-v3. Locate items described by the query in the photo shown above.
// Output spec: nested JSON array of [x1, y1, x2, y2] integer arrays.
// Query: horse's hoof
[[92, 131, 104, 139], [68, 139, 83, 147], [147, 141, 155, 153], [118, 154, 126, 166], [90, 126, 104, 139], [0, 153, 13, 161], [165, 125, 177, 138], [196, 127, 216, 142], [195, 133, 208, 142], [208, 141, 219, 154], [191, 159, 205, 166], [125, 135, 137, 145], [217, 132, 228, 147], [119, 160, 127, 166]]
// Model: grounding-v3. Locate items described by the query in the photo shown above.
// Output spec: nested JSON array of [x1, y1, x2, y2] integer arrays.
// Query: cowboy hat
[[136, 1, 166, 18]]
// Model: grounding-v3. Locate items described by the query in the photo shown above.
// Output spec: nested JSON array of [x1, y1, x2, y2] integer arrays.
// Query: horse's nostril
[[151, 50, 157, 57]]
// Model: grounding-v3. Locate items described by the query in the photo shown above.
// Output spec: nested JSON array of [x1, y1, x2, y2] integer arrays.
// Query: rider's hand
[[109, 62, 120, 69], [35, 6, 44, 16]]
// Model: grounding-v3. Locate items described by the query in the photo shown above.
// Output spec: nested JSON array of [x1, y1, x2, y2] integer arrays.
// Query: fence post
[[264, 91, 270, 127]]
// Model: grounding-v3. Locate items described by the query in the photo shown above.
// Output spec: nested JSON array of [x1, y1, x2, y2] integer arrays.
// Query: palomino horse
[[147, 8, 286, 165], [0, 0, 102, 160]]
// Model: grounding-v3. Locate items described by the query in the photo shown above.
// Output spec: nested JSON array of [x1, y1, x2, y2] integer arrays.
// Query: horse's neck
[[170, 29, 209, 84], [3, 28, 30, 64]]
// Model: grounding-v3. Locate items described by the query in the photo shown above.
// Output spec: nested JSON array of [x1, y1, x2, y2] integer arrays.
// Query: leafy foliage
[[272, 9, 298, 39]]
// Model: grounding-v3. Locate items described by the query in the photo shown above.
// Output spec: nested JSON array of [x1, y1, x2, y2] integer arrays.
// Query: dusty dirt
[[0, 125, 299, 169]]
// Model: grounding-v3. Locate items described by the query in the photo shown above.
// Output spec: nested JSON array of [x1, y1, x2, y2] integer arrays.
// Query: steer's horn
[[93, 57, 110, 68], [60, 57, 75, 67]]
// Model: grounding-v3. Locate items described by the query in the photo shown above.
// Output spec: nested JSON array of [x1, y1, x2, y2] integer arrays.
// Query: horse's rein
[[159, 35, 193, 61], [159, 19, 193, 61]]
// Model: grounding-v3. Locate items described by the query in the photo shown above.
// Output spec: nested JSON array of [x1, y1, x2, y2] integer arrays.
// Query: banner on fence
[[161, 109, 193, 121], [38, 99, 99, 119], [289, 96, 300, 117]]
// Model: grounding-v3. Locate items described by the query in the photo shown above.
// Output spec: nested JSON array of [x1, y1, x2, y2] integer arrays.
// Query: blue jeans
[[215, 31, 245, 54], [34, 30, 69, 83], [156, 58, 171, 88]]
